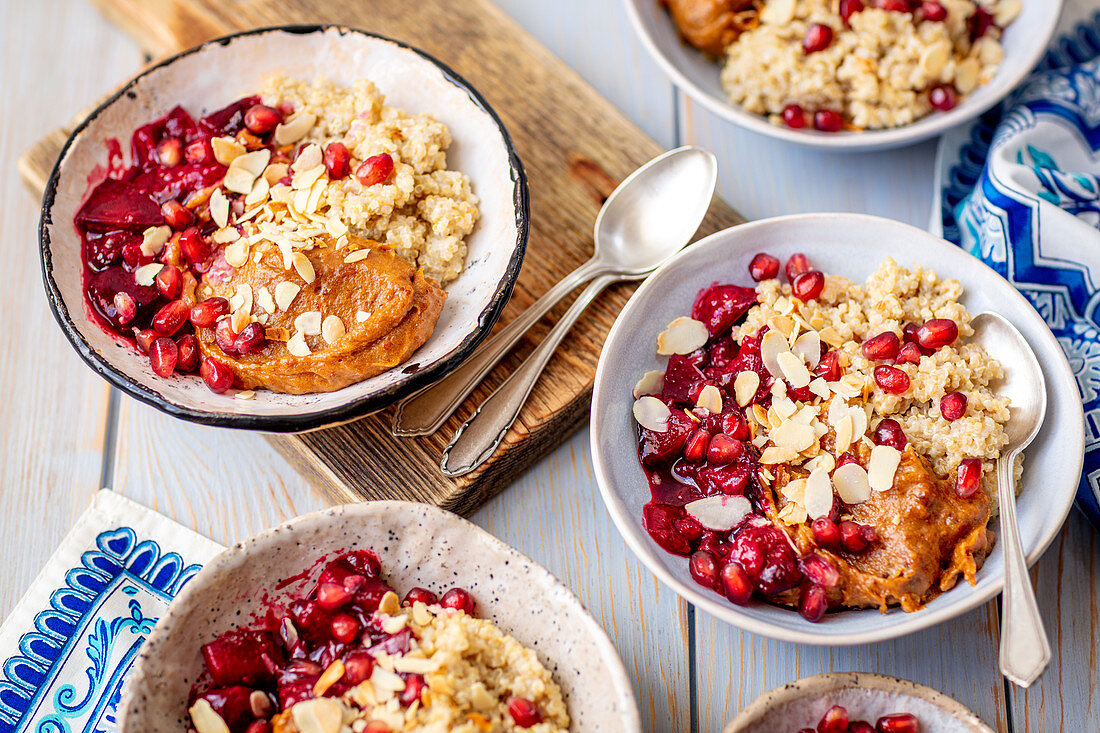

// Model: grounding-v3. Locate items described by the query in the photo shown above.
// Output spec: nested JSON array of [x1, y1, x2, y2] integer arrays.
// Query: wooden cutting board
[[20, 0, 744, 515]]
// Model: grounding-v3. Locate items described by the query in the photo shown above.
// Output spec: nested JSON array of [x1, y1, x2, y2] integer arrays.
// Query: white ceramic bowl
[[723, 672, 993, 732], [40, 26, 527, 431], [118, 501, 640, 732], [623, 0, 1063, 150], [590, 213, 1083, 644]]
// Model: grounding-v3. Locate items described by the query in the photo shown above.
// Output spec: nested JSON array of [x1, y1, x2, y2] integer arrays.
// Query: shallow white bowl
[[40, 26, 527, 431], [623, 0, 1063, 151], [590, 213, 1083, 644], [118, 501, 640, 732]]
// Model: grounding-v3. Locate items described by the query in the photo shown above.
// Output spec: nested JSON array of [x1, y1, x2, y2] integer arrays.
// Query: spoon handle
[[997, 451, 1051, 687], [391, 258, 605, 436], [440, 274, 617, 476]]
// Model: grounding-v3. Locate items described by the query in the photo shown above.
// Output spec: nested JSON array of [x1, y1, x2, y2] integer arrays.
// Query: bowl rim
[[38, 24, 529, 432], [621, 0, 1064, 151], [590, 211, 1084, 645], [116, 500, 642, 732]]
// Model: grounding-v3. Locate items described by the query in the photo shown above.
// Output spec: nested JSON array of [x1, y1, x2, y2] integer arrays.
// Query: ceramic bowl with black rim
[[40, 26, 528, 431]]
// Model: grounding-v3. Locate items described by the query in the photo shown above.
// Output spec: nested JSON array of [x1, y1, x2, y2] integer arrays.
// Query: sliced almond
[[224, 238, 249, 268], [696, 384, 722, 414], [818, 326, 845, 349], [778, 502, 808, 526], [245, 177, 270, 207], [370, 665, 407, 695], [808, 377, 830, 400], [656, 317, 708, 355], [803, 467, 834, 520], [134, 263, 164, 287], [211, 136, 246, 166], [771, 421, 816, 452], [274, 281, 301, 312], [223, 167, 256, 195], [293, 164, 326, 191], [805, 452, 835, 474], [312, 660, 345, 697], [919, 39, 952, 78], [250, 690, 273, 718], [356, 310, 371, 323], [632, 370, 665, 399], [343, 249, 372, 264], [849, 406, 868, 442], [781, 477, 807, 505], [286, 332, 311, 357], [772, 395, 797, 421], [263, 162, 290, 186], [140, 225, 171, 257], [291, 697, 343, 733], [759, 446, 800, 464], [994, 0, 1021, 26], [760, 330, 791, 378], [379, 590, 401, 615], [232, 149, 271, 178], [833, 463, 872, 504], [321, 315, 345, 345], [274, 112, 317, 146], [777, 351, 812, 388], [633, 395, 671, 432], [210, 188, 230, 228], [868, 445, 902, 492], [392, 655, 439, 675], [231, 309, 251, 334], [759, 0, 795, 25], [684, 495, 752, 531], [294, 311, 322, 336], [792, 330, 821, 368], [292, 252, 316, 284], [292, 143, 323, 174], [834, 413, 854, 454], [189, 698, 230, 733], [234, 390, 256, 400], [212, 227, 240, 244], [734, 370, 760, 406], [954, 57, 981, 94]]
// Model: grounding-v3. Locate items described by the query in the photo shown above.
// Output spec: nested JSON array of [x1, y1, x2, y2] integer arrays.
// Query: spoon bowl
[[970, 313, 1048, 449]]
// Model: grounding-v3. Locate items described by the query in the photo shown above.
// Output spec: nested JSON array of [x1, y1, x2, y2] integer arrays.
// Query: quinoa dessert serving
[[74, 76, 478, 395], [631, 251, 1014, 621], [660, 0, 1022, 131], [188, 550, 568, 733]]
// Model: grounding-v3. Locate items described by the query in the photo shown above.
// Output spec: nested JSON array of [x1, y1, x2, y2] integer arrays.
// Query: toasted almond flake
[[954, 57, 981, 94], [263, 162, 290, 186], [210, 188, 231, 228], [830, 379, 860, 399], [777, 351, 812, 388], [234, 390, 256, 400], [805, 453, 835, 474], [868, 445, 902, 492], [994, 0, 1021, 27], [771, 421, 816, 452], [292, 252, 316, 284], [833, 463, 872, 504], [760, 0, 795, 24], [211, 136, 246, 166], [697, 384, 723, 414], [803, 468, 833, 520], [633, 395, 670, 432], [411, 601, 432, 627], [212, 227, 240, 244], [781, 477, 807, 505], [355, 310, 371, 323], [292, 144, 323, 174], [792, 330, 821, 368], [919, 39, 952, 77], [231, 310, 251, 334], [791, 405, 817, 424], [223, 167, 257, 195], [232, 149, 271, 178], [295, 311, 322, 336], [772, 394, 797, 420], [778, 502, 808, 525], [392, 655, 439, 675], [818, 326, 844, 348], [224, 239, 249, 268], [849, 406, 868, 442], [274, 282, 301, 312], [380, 614, 407, 634], [632, 370, 665, 399], [291, 697, 343, 733], [134, 263, 164, 286], [189, 698, 230, 733], [685, 495, 752, 531], [249, 690, 273, 719], [834, 413, 854, 454], [771, 379, 788, 398], [293, 163, 326, 191], [140, 225, 171, 257], [760, 446, 800, 464], [760, 330, 790, 378], [305, 177, 327, 214], [245, 177, 270, 207], [734, 370, 760, 406], [319, 314, 345, 346], [370, 666, 406, 694], [771, 315, 796, 340], [751, 404, 769, 427], [808, 377, 830, 400], [656, 317, 708, 355], [325, 216, 349, 239], [274, 112, 317, 146], [286, 332, 311, 357], [312, 660, 345, 697]]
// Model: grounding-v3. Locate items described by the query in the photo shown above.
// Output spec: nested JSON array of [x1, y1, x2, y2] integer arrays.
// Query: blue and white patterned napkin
[[934, 2, 1100, 528], [0, 491, 223, 733]]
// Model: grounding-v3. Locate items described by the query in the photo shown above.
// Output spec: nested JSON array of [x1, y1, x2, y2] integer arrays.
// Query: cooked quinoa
[[261, 77, 479, 284]]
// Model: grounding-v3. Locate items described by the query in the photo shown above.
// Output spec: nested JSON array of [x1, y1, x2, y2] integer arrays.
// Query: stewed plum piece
[[691, 282, 758, 337], [201, 629, 281, 687], [729, 523, 801, 595]]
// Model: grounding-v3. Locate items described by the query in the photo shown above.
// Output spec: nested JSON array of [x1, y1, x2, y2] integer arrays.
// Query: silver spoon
[[392, 146, 718, 439], [970, 311, 1051, 687], [431, 146, 718, 475]]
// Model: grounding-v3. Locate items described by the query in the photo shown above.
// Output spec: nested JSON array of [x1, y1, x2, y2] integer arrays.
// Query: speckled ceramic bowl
[[117, 501, 639, 733], [40, 26, 527, 431], [724, 672, 994, 732]]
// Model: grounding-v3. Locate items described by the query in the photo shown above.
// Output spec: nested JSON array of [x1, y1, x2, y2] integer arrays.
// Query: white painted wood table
[[2, 1, 1097, 731]]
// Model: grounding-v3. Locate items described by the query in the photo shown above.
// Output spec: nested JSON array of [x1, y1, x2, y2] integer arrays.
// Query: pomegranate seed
[[363, 724, 391, 733], [329, 613, 359, 643], [245, 722, 272, 733], [689, 550, 721, 590], [940, 391, 968, 421], [862, 331, 901, 361], [148, 338, 178, 377], [800, 554, 840, 587], [814, 351, 842, 382], [876, 713, 919, 733], [184, 139, 213, 164], [818, 705, 850, 733], [811, 518, 842, 550], [243, 104, 282, 134], [878, 0, 912, 11], [785, 253, 811, 281], [316, 582, 352, 610], [155, 265, 183, 300], [343, 652, 374, 685], [112, 292, 137, 325], [902, 322, 921, 344], [814, 110, 844, 132], [134, 328, 158, 354], [840, 521, 873, 553], [684, 428, 711, 462], [872, 418, 907, 450], [749, 252, 781, 281], [675, 516, 705, 546], [323, 142, 351, 179], [440, 588, 475, 615], [840, 0, 864, 24], [920, 0, 947, 21], [916, 318, 958, 349], [190, 297, 231, 329], [215, 318, 239, 355], [176, 334, 199, 373], [874, 365, 910, 394], [721, 412, 750, 440], [781, 104, 807, 129], [970, 6, 995, 38], [342, 574, 368, 594], [860, 524, 877, 544], [849, 722, 876, 733], [403, 587, 438, 606], [152, 299, 188, 336], [160, 200, 194, 230], [234, 322, 266, 354], [200, 357, 234, 393], [707, 434, 743, 464], [792, 270, 825, 301], [835, 451, 860, 468], [155, 137, 182, 167], [507, 697, 543, 728], [720, 561, 753, 605], [895, 342, 923, 365], [179, 226, 210, 264], [803, 23, 834, 53], [955, 458, 982, 498], [930, 84, 958, 111], [400, 674, 426, 705], [799, 585, 828, 622], [356, 153, 394, 187]]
